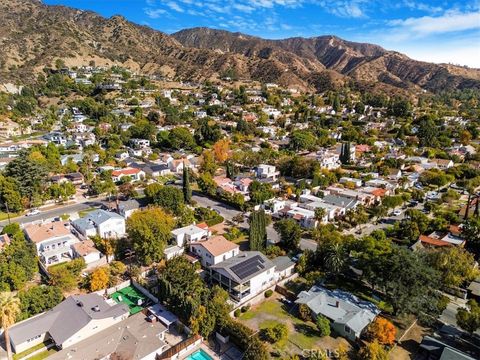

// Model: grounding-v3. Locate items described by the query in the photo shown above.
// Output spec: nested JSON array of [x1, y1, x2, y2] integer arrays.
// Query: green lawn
[[78, 207, 98, 218], [239, 297, 327, 353], [0, 211, 22, 221], [28, 349, 57, 360], [12, 342, 56, 360]]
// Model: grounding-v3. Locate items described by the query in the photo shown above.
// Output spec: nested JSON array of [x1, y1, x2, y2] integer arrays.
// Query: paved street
[[0, 199, 105, 228]]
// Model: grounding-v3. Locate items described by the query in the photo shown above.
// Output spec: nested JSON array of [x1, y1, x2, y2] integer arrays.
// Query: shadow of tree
[[294, 322, 318, 338]]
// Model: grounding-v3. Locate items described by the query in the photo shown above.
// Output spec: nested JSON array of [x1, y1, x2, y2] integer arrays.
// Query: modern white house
[[171, 223, 210, 247], [72, 210, 126, 239], [24, 222, 79, 265], [209, 251, 276, 303], [9, 294, 129, 354], [190, 235, 239, 267], [295, 285, 380, 341], [256, 164, 280, 181]]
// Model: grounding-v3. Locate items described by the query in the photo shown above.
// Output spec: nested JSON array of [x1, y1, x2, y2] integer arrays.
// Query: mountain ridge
[[0, 0, 479, 94]]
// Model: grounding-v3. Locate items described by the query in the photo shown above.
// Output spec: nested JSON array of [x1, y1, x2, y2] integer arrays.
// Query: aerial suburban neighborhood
[[0, 1, 480, 360]]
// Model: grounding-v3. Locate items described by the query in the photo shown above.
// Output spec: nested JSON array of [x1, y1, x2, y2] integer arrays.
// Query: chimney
[[335, 301, 340, 308]]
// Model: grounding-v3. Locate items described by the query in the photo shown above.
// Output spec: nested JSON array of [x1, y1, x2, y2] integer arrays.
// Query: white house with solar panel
[[209, 251, 293, 304]]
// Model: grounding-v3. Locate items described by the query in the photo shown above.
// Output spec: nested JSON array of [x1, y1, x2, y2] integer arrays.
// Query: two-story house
[[190, 235, 239, 267], [24, 222, 79, 265], [72, 210, 126, 239]]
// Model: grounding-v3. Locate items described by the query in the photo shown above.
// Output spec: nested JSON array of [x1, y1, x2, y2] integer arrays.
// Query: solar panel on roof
[[231, 255, 266, 280]]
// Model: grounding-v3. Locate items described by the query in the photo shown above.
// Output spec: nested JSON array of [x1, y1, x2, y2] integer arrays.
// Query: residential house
[[433, 158, 454, 170], [295, 285, 380, 341], [145, 163, 171, 177], [209, 251, 276, 303], [171, 223, 210, 247], [272, 256, 295, 281], [310, 150, 341, 170], [71, 239, 102, 265], [339, 177, 363, 188], [72, 210, 126, 239], [24, 222, 79, 265], [115, 151, 129, 161], [285, 206, 318, 229], [9, 294, 129, 354], [256, 164, 280, 181], [326, 186, 375, 207], [190, 235, 239, 267], [169, 159, 191, 174], [111, 168, 145, 182], [117, 199, 144, 218], [418, 336, 476, 360], [411, 230, 466, 251], [130, 139, 150, 148], [47, 311, 167, 360]]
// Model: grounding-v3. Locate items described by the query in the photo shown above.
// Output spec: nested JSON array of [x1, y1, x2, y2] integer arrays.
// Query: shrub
[[234, 309, 241, 318], [264, 289, 273, 298], [316, 315, 331, 337], [241, 304, 250, 313], [298, 303, 312, 321], [263, 323, 288, 343]]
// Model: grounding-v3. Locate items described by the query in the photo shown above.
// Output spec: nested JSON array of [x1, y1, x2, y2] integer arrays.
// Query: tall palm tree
[[0, 292, 20, 360], [323, 243, 347, 280]]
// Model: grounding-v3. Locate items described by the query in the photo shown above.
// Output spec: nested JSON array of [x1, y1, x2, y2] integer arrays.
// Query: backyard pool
[[184, 349, 213, 360]]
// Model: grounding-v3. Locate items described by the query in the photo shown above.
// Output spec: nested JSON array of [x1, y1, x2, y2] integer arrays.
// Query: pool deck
[[180, 344, 220, 360]]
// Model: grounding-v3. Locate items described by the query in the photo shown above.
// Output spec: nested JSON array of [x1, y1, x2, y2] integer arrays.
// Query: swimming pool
[[185, 349, 213, 360]]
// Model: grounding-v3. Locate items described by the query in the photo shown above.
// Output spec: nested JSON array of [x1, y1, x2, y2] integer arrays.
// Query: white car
[[25, 209, 40, 217], [392, 209, 402, 216]]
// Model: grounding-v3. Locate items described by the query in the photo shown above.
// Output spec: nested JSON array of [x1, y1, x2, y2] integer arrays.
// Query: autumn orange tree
[[89, 267, 110, 292], [212, 139, 230, 164], [367, 317, 396, 345]]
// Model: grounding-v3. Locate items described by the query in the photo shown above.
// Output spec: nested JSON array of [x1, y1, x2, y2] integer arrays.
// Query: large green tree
[[126, 207, 175, 265], [274, 219, 301, 251], [17, 286, 63, 321]]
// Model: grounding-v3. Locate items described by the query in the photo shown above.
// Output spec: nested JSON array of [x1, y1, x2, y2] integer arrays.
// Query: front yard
[[238, 293, 351, 357]]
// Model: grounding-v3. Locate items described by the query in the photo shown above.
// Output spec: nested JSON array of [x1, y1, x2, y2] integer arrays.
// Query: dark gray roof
[[419, 336, 475, 360], [149, 164, 169, 172], [10, 294, 129, 346], [210, 251, 274, 283], [272, 256, 295, 272], [47, 312, 166, 360], [322, 194, 358, 209]]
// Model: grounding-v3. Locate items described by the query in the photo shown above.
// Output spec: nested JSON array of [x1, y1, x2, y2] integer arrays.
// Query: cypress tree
[[182, 163, 192, 204], [249, 210, 267, 251]]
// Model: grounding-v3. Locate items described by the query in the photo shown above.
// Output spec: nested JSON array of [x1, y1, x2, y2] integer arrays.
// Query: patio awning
[[148, 303, 178, 327]]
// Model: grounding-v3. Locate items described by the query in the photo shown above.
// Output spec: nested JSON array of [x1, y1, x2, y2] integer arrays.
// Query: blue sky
[[43, 0, 480, 67]]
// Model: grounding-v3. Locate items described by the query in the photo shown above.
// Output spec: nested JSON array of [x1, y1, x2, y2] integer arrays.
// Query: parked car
[[25, 209, 40, 216], [393, 209, 402, 216]]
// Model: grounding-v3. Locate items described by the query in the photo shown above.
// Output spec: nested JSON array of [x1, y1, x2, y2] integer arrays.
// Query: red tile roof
[[112, 168, 141, 176], [419, 235, 452, 247]]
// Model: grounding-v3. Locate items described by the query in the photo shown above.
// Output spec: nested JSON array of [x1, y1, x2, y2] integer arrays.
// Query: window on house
[[344, 325, 351, 334]]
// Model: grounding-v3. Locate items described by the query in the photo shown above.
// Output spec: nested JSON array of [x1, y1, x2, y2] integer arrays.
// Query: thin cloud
[[389, 10, 480, 37], [144, 8, 168, 19], [166, 1, 184, 13]]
